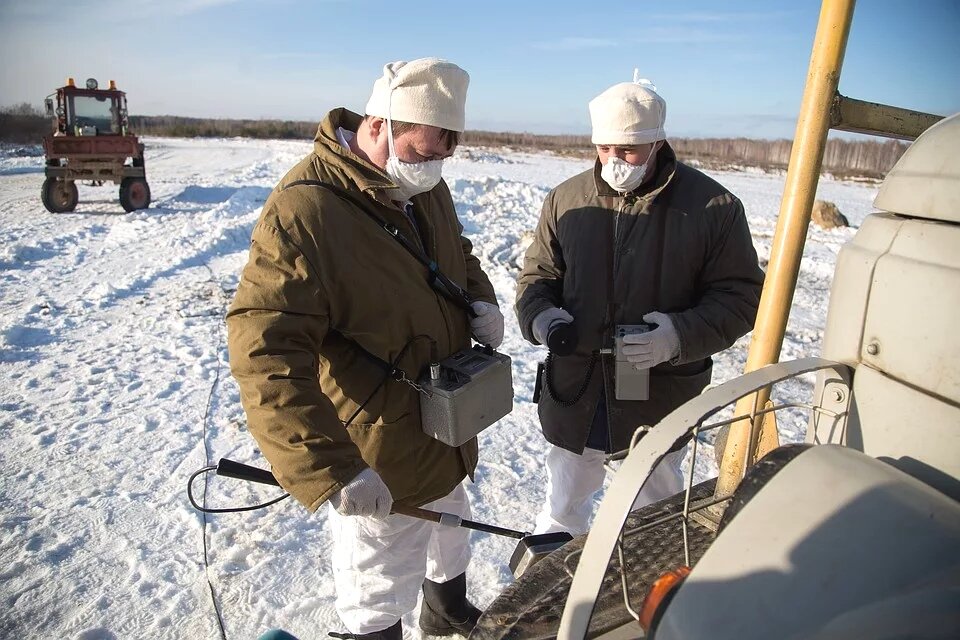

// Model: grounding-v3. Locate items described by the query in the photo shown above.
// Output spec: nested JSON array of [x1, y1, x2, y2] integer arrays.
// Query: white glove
[[531, 307, 574, 346], [470, 301, 504, 348], [621, 311, 681, 370], [329, 468, 393, 519]]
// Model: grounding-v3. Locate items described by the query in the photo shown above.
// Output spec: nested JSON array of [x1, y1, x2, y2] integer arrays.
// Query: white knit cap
[[589, 74, 666, 145], [364, 57, 469, 133]]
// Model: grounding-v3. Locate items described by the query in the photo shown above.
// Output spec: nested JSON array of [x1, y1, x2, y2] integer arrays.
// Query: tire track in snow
[[0, 140, 289, 640]]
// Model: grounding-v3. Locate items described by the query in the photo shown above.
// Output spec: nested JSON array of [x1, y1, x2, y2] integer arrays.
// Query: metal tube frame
[[830, 93, 943, 141], [558, 358, 853, 639], [715, 0, 944, 498]]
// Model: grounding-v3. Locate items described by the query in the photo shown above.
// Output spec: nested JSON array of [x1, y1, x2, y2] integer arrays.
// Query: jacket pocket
[[345, 413, 417, 496], [651, 358, 713, 414], [459, 438, 478, 482], [533, 361, 545, 404], [540, 353, 600, 407]]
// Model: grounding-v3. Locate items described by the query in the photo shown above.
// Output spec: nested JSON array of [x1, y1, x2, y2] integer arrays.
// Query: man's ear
[[367, 116, 386, 143]]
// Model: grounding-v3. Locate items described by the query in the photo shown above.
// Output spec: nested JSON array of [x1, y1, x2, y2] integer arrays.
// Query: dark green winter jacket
[[516, 143, 764, 453]]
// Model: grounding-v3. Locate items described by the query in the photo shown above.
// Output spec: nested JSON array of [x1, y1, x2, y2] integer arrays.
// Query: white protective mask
[[383, 108, 444, 201], [601, 156, 649, 193]]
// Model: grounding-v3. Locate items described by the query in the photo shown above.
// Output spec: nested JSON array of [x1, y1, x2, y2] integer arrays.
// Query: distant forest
[[1, 104, 907, 178]]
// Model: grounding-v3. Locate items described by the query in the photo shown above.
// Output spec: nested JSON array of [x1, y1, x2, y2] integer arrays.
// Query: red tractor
[[41, 77, 151, 213]]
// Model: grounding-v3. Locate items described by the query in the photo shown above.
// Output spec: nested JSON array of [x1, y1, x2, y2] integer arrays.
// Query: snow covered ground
[[0, 137, 878, 639]]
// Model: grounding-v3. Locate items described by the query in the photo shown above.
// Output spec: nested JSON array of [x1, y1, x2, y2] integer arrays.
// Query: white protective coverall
[[328, 484, 472, 634], [534, 446, 686, 536]]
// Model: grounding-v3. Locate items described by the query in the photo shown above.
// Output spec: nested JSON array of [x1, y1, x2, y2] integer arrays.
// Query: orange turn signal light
[[639, 565, 691, 632], [67, 77, 75, 87]]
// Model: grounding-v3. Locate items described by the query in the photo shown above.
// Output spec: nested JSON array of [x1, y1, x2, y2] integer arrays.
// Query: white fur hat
[[364, 57, 470, 133], [589, 76, 667, 145]]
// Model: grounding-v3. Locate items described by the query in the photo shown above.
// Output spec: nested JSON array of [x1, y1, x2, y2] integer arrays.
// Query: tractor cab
[[41, 77, 151, 214], [45, 77, 130, 138]]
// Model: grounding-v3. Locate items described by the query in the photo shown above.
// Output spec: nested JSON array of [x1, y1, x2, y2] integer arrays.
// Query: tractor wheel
[[716, 443, 813, 534], [119, 178, 151, 212], [41, 177, 78, 213]]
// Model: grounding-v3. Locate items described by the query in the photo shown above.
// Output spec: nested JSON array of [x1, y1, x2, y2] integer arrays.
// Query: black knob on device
[[546, 321, 578, 357]]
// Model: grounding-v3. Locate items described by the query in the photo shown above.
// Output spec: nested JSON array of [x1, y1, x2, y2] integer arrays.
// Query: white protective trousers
[[328, 483, 471, 634], [534, 445, 687, 536]]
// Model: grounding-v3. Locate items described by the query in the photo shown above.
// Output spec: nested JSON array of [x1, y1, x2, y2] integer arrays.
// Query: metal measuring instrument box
[[419, 345, 513, 447], [614, 324, 654, 401]]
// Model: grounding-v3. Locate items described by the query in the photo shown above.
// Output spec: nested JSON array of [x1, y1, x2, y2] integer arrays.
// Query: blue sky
[[1, 0, 957, 139]]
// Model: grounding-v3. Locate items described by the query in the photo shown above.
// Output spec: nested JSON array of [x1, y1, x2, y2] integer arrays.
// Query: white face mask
[[601, 156, 648, 193], [385, 157, 443, 201], [600, 88, 663, 194], [383, 112, 444, 201]]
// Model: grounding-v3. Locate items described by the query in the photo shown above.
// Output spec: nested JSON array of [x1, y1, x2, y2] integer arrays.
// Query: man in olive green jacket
[[516, 76, 764, 535], [227, 58, 503, 639]]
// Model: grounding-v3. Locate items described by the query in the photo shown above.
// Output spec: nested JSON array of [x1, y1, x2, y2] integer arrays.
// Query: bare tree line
[[129, 115, 317, 140], [0, 103, 50, 144], [669, 137, 907, 178], [2, 104, 906, 177], [463, 131, 906, 178]]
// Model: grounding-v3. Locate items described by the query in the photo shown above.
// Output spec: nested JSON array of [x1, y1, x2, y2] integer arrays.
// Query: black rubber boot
[[328, 620, 402, 639], [419, 572, 483, 637]]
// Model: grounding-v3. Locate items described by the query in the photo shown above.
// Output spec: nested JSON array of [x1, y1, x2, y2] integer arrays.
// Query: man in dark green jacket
[[228, 58, 503, 639], [516, 76, 764, 535]]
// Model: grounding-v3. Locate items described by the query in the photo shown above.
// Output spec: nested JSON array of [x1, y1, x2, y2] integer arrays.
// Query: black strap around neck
[[283, 179, 475, 316]]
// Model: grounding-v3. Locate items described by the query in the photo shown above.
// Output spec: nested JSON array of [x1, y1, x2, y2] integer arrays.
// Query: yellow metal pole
[[715, 0, 857, 498]]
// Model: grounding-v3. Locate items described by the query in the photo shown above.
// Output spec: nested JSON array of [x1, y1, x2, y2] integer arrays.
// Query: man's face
[[367, 118, 457, 169], [596, 142, 658, 166]]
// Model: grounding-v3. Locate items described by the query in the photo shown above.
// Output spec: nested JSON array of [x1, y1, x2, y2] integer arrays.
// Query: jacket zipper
[[606, 194, 638, 453]]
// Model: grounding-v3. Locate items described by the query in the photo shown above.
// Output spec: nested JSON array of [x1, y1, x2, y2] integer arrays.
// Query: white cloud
[[531, 26, 740, 52], [531, 37, 619, 51], [626, 27, 739, 44], [0, 0, 245, 25], [644, 10, 803, 23]]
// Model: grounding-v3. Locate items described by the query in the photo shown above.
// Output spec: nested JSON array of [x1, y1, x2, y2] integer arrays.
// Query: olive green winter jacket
[[227, 108, 497, 511], [516, 143, 764, 454]]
